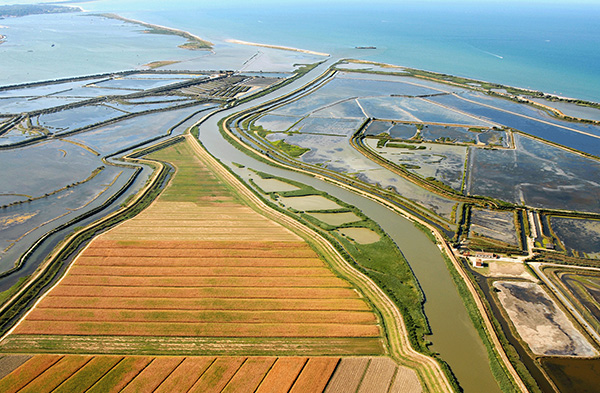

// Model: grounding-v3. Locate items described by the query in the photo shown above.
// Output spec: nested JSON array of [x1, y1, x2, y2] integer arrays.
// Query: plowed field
[[0, 355, 422, 393]]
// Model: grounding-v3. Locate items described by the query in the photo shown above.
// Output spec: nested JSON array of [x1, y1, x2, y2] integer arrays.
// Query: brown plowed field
[[289, 357, 340, 393], [26, 309, 377, 325], [5, 355, 414, 393], [75, 256, 325, 267], [14, 320, 380, 337], [255, 357, 307, 393], [220, 357, 275, 393], [43, 285, 360, 299], [37, 297, 371, 311], [67, 265, 334, 277], [59, 275, 351, 288]]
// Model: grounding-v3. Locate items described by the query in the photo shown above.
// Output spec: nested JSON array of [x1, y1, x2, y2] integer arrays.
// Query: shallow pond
[[0, 139, 102, 198], [429, 94, 600, 156], [307, 212, 362, 226], [336, 227, 380, 244], [277, 195, 341, 211], [470, 208, 519, 246], [95, 77, 189, 91], [37, 105, 123, 133], [250, 176, 300, 193], [256, 114, 303, 131], [290, 116, 364, 136], [0, 96, 81, 115], [368, 139, 467, 191], [66, 105, 204, 154], [541, 357, 600, 393], [530, 98, 600, 122], [550, 217, 600, 257], [469, 134, 600, 212]]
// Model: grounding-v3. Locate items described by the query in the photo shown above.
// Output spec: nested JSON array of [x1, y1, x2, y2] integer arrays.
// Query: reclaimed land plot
[[0, 355, 420, 392], [3, 139, 384, 355]]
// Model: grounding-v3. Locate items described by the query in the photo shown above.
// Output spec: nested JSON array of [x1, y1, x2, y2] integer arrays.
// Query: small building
[[473, 259, 484, 268], [474, 252, 495, 259]]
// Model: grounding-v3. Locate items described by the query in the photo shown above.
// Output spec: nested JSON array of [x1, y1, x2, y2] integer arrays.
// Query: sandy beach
[[226, 39, 329, 57]]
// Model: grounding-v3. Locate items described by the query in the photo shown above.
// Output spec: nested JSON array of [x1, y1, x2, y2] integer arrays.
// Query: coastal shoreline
[[225, 38, 330, 57], [97, 13, 213, 50]]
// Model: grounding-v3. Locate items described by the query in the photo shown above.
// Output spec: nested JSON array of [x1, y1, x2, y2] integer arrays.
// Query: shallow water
[[75, 1, 600, 102]]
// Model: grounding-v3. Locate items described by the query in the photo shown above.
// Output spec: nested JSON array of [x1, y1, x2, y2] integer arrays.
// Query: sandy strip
[[225, 39, 329, 57]]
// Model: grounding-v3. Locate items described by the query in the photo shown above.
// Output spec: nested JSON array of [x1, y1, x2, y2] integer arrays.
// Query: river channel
[[196, 61, 502, 393]]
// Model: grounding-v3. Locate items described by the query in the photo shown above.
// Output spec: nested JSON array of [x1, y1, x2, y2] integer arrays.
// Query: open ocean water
[[67, 0, 600, 103]]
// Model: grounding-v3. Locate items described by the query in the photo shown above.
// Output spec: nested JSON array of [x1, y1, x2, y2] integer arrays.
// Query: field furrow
[[75, 256, 324, 267], [44, 286, 360, 299], [120, 357, 183, 393], [324, 357, 370, 392], [154, 357, 215, 393], [18, 355, 92, 393], [53, 356, 123, 393], [86, 357, 153, 393], [0, 355, 63, 393], [26, 309, 377, 324], [255, 357, 307, 393], [389, 365, 423, 393], [82, 247, 317, 258], [68, 266, 333, 277], [59, 275, 350, 288], [289, 357, 340, 393], [188, 357, 246, 393], [38, 297, 371, 311], [357, 357, 398, 393], [221, 357, 276, 393], [14, 321, 381, 337], [89, 240, 313, 250]]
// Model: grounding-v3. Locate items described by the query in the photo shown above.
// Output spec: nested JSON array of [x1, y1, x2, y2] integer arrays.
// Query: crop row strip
[[183, 132, 453, 392]]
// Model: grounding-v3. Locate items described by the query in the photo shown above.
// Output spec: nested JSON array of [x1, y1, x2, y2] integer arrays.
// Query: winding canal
[[196, 61, 503, 393]]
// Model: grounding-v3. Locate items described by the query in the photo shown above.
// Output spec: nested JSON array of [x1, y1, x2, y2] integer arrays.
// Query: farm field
[[0, 354, 421, 393], [2, 139, 385, 355]]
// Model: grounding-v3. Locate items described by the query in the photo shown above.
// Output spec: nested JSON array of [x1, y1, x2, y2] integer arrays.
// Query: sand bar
[[226, 39, 329, 57]]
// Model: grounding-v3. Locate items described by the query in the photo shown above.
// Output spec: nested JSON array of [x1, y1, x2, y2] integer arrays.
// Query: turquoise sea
[[70, 0, 600, 102]]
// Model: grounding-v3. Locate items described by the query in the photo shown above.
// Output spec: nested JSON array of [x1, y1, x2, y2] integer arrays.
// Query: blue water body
[[73, 0, 600, 102]]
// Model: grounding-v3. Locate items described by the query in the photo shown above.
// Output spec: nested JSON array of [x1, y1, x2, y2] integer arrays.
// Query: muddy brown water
[[540, 357, 600, 393], [196, 60, 502, 393]]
